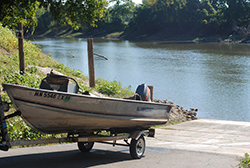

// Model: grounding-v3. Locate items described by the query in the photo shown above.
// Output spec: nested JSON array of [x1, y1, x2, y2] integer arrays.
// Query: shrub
[[96, 78, 133, 98]]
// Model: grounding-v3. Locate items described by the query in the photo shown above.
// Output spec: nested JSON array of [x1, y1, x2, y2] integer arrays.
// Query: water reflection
[[32, 38, 250, 122]]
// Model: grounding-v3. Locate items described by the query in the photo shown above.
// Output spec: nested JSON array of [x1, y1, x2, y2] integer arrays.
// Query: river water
[[31, 38, 250, 122]]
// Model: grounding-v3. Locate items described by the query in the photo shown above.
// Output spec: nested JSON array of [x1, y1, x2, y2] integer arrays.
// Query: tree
[[200, 0, 216, 14], [221, 0, 250, 24], [109, 0, 135, 23], [0, 0, 38, 30], [182, 0, 201, 24], [0, 0, 108, 31]]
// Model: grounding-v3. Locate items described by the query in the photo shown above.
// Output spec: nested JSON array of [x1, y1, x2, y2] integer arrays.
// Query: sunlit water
[[31, 38, 250, 122]]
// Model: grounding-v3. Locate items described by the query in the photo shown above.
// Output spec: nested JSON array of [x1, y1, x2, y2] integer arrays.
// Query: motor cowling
[[135, 84, 151, 101]]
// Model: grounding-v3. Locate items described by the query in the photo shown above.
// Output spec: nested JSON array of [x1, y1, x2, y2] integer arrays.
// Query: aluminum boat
[[2, 70, 172, 134], [2, 83, 172, 134]]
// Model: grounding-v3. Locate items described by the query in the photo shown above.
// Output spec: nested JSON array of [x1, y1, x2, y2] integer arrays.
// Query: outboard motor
[[136, 84, 151, 101]]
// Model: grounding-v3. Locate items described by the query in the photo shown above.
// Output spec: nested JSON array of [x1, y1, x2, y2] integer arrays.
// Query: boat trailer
[[0, 96, 155, 159]]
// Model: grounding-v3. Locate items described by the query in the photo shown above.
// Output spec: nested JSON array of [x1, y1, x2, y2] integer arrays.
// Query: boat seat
[[39, 70, 79, 93], [39, 82, 68, 92], [40, 80, 79, 93]]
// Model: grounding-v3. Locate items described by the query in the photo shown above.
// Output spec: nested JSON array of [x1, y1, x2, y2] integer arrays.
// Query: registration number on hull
[[34, 91, 70, 102]]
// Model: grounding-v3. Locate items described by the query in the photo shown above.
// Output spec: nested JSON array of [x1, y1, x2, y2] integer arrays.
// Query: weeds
[[239, 153, 250, 168], [0, 23, 18, 51], [78, 83, 93, 94], [96, 78, 133, 98]]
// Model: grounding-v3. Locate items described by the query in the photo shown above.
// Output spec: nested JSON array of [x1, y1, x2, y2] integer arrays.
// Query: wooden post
[[17, 23, 25, 74], [148, 85, 153, 101], [87, 38, 95, 87]]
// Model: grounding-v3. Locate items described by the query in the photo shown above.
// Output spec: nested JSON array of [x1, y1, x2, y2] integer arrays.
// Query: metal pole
[[18, 23, 25, 74], [87, 38, 95, 87]]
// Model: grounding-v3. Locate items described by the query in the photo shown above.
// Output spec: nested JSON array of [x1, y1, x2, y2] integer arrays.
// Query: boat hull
[[2, 83, 173, 134]]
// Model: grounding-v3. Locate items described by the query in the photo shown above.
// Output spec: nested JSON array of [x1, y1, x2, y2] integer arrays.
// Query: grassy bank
[[0, 24, 133, 142]]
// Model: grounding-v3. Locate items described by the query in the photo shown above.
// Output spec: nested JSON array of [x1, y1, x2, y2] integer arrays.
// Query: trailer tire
[[130, 135, 145, 159], [78, 142, 94, 152]]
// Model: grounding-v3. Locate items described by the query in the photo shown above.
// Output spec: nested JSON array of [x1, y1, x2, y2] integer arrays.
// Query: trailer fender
[[129, 131, 147, 140]]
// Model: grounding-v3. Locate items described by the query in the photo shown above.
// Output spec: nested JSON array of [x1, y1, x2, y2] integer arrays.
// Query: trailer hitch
[[0, 143, 9, 151]]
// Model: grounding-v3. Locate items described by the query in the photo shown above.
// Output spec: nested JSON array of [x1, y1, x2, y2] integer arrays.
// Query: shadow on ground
[[0, 149, 133, 168]]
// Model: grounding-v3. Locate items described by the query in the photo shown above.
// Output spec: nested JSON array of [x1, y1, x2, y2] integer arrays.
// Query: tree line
[[126, 0, 250, 38], [1, 0, 250, 39]]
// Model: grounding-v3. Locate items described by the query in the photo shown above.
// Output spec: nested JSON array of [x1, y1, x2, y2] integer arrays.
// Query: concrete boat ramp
[[150, 119, 250, 156], [0, 119, 249, 167]]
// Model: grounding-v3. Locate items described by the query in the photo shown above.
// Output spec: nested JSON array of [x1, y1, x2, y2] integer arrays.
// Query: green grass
[[0, 23, 133, 142], [96, 78, 132, 98]]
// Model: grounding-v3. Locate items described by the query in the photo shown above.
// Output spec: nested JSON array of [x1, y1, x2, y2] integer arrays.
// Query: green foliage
[[42, 0, 108, 29], [239, 153, 250, 168], [109, 0, 135, 21], [3, 0, 248, 38], [3, 72, 41, 88], [34, 0, 136, 36], [0, 0, 38, 33], [26, 66, 38, 74], [96, 78, 133, 98], [7, 117, 45, 141], [54, 63, 87, 81], [125, 0, 250, 38], [78, 84, 93, 94], [0, 23, 18, 51], [96, 78, 120, 96], [0, 0, 108, 32], [72, 69, 84, 78]]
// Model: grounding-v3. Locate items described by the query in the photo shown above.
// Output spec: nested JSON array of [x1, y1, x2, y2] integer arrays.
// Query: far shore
[[26, 29, 250, 44]]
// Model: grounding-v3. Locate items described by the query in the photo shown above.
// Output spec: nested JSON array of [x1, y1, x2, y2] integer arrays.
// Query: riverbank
[[29, 27, 250, 43], [153, 98, 198, 123], [28, 29, 215, 42]]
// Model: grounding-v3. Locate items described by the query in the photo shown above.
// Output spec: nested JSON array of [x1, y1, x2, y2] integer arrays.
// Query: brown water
[[32, 38, 250, 122]]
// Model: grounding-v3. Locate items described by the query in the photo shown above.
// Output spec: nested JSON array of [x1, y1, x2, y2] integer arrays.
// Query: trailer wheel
[[78, 142, 94, 152], [130, 135, 145, 159]]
